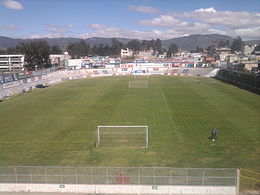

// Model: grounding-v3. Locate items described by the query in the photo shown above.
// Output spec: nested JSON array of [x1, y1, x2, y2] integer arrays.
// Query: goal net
[[133, 75, 150, 79], [96, 126, 148, 148], [129, 81, 148, 88]]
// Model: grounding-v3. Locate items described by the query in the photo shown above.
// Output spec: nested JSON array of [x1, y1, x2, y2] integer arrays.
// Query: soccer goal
[[96, 126, 148, 148], [133, 74, 150, 79], [129, 80, 148, 88]]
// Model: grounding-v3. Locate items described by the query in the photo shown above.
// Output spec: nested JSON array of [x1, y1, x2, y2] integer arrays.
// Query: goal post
[[129, 80, 148, 88], [96, 126, 148, 148]]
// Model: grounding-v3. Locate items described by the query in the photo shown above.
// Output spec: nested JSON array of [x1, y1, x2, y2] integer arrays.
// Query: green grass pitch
[[0, 76, 259, 170]]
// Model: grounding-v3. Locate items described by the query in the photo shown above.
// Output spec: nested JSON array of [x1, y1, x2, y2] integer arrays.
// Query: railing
[[240, 168, 260, 191], [0, 166, 237, 186]]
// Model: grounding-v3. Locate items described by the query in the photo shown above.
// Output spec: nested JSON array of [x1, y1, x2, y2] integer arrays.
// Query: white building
[[0, 55, 25, 71], [242, 45, 256, 55], [216, 47, 232, 61], [157, 53, 166, 58], [68, 59, 91, 69], [138, 49, 154, 60], [121, 48, 133, 58], [49, 52, 71, 67]]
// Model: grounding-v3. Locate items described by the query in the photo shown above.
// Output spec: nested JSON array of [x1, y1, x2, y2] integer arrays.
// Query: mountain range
[[0, 34, 259, 51]]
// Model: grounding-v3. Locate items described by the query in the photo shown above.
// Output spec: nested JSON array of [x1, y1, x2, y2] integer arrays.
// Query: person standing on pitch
[[211, 129, 218, 141]]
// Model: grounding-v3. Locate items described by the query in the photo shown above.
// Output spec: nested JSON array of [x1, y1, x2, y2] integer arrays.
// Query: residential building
[[0, 55, 25, 71], [216, 47, 232, 61], [49, 52, 71, 67], [242, 45, 256, 55], [157, 53, 167, 58], [121, 48, 133, 58], [68, 59, 91, 70]]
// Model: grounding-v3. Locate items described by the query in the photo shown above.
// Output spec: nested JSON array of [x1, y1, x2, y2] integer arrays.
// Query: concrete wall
[[0, 183, 236, 195]]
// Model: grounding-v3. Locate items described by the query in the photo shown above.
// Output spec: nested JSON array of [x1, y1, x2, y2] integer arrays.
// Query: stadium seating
[[147, 67, 167, 75], [0, 67, 217, 98]]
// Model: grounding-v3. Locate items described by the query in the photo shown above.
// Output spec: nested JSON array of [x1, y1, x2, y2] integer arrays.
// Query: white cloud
[[29, 24, 76, 39], [65, 24, 76, 28], [139, 15, 188, 27], [207, 27, 260, 40], [29, 6, 260, 41], [45, 24, 70, 34], [136, 7, 260, 40], [208, 28, 227, 35], [139, 15, 211, 35], [76, 24, 190, 40], [30, 19, 260, 41], [176, 8, 260, 29], [89, 24, 107, 29], [194, 7, 216, 13], [233, 27, 260, 39], [30, 33, 64, 39], [0, 24, 19, 30], [46, 24, 59, 28], [30, 24, 260, 41], [128, 5, 161, 14], [2, 0, 23, 10]]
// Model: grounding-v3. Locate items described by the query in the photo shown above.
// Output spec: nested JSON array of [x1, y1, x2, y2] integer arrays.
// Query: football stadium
[[1, 0, 260, 193], [0, 68, 259, 194]]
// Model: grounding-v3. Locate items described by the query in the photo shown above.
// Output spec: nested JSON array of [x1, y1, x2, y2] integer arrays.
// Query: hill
[[0, 34, 259, 51], [162, 34, 234, 50], [0, 36, 25, 49]]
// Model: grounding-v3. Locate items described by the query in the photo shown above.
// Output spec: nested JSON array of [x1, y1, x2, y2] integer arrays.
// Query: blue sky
[[1, 0, 260, 40]]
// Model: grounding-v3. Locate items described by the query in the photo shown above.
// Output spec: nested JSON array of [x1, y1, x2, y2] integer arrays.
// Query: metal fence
[[0, 166, 237, 186]]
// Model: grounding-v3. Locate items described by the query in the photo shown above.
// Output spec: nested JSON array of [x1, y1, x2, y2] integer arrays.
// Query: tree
[[0, 49, 6, 54], [16, 41, 51, 70], [110, 38, 123, 55], [226, 40, 230, 48], [191, 46, 204, 53], [67, 40, 89, 58], [141, 40, 149, 50], [207, 45, 216, 55], [126, 40, 141, 53], [6, 47, 20, 54], [96, 44, 106, 56], [78, 40, 89, 57], [167, 43, 178, 58], [67, 42, 77, 58], [103, 45, 111, 56], [231, 36, 243, 53], [217, 40, 227, 48], [89, 44, 97, 56], [50, 45, 62, 54], [149, 39, 156, 49], [155, 38, 163, 54]]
